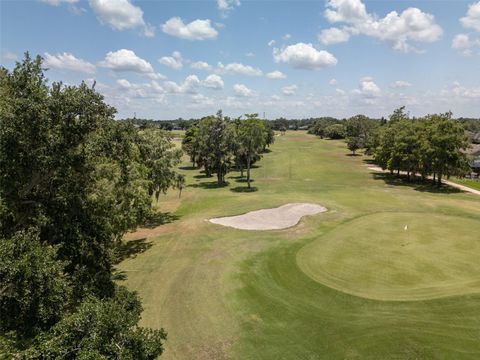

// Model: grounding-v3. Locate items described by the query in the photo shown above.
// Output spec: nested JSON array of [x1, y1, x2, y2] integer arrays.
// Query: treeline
[[0, 55, 183, 357], [374, 109, 470, 184], [121, 116, 335, 132], [308, 115, 380, 154], [123, 116, 480, 136], [182, 112, 274, 188], [310, 107, 471, 184]]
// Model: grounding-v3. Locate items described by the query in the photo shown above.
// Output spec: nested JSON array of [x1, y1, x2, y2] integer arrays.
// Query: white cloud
[[161, 17, 218, 40], [452, 33, 480, 56], [41, 0, 78, 5], [282, 33, 292, 40], [190, 61, 213, 71], [158, 51, 183, 70], [268, 40, 276, 47], [203, 74, 224, 89], [233, 83, 253, 97], [352, 77, 381, 101], [319, 27, 351, 45], [68, 4, 87, 15], [147, 73, 167, 81], [273, 43, 337, 69], [390, 80, 413, 88], [189, 61, 263, 76], [89, 0, 154, 37], [266, 70, 287, 79], [217, 0, 240, 12], [329, 78, 338, 85], [322, 0, 443, 52], [2, 51, 18, 61], [336, 88, 346, 95], [461, 1, 480, 31], [99, 49, 156, 76], [245, 52, 255, 57], [116, 78, 164, 98], [164, 75, 201, 94], [452, 3, 480, 56], [217, 62, 263, 76], [44, 52, 96, 74], [282, 84, 298, 96], [442, 81, 480, 99], [452, 33, 472, 49], [189, 94, 215, 108], [325, 0, 369, 23]]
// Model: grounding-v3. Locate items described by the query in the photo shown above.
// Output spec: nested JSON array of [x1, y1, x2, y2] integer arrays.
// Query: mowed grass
[[298, 212, 480, 301], [451, 177, 480, 191], [117, 131, 480, 360]]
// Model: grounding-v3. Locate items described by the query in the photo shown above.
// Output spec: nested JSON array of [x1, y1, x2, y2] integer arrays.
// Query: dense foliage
[[182, 112, 271, 186], [307, 107, 472, 183], [0, 54, 180, 357], [374, 109, 470, 184]]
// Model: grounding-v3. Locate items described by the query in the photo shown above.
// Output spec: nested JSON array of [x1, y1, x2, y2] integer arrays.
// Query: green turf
[[451, 177, 480, 191], [117, 131, 480, 359], [298, 212, 480, 301]]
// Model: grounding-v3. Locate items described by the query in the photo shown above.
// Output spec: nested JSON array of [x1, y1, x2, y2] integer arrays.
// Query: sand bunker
[[209, 203, 327, 230]]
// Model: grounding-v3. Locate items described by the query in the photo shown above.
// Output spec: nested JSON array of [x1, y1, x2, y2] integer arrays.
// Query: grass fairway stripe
[[118, 131, 480, 359]]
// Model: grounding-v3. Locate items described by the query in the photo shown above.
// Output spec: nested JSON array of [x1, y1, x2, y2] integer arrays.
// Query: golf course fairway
[[118, 131, 480, 359]]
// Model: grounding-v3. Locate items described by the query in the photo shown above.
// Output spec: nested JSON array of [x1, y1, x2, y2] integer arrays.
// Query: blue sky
[[1, 0, 479, 119]]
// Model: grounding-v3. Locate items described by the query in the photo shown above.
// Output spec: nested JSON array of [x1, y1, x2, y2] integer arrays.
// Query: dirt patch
[[209, 203, 327, 230]]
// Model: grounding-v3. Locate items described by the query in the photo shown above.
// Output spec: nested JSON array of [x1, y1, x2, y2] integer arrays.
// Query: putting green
[[297, 212, 480, 301]]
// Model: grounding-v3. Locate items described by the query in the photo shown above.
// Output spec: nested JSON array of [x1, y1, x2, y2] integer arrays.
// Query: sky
[[1, 0, 479, 119]]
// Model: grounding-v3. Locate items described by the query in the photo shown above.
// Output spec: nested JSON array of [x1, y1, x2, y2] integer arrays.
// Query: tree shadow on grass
[[189, 181, 230, 189], [113, 237, 153, 266], [362, 158, 377, 165], [179, 165, 197, 171], [235, 178, 254, 183], [143, 212, 180, 228], [193, 174, 212, 179], [346, 153, 362, 157], [230, 186, 258, 193], [372, 173, 463, 194]]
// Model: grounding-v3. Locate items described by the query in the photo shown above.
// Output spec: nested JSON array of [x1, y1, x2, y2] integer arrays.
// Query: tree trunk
[[240, 164, 244, 178], [246, 156, 251, 189]]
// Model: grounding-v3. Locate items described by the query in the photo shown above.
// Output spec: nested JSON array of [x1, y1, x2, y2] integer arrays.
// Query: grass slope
[[118, 131, 480, 360]]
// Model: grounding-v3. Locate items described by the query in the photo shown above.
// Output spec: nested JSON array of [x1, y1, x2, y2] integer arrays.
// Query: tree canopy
[[182, 112, 272, 187], [374, 109, 469, 183], [0, 54, 179, 357]]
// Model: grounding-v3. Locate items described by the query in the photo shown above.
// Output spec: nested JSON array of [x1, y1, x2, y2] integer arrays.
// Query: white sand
[[209, 203, 327, 230]]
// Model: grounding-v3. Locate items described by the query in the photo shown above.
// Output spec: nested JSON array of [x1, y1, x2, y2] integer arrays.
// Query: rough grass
[[451, 177, 480, 191], [117, 131, 480, 360]]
